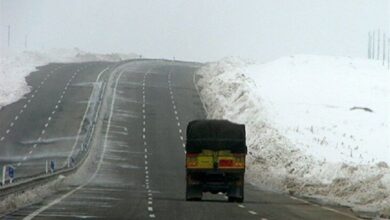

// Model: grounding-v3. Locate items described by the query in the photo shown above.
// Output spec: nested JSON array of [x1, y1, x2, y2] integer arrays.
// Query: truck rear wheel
[[186, 173, 202, 201], [186, 185, 202, 201], [227, 175, 244, 203]]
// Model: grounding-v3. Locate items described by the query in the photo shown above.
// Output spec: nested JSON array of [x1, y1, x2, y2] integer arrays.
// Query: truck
[[185, 120, 247, 202]]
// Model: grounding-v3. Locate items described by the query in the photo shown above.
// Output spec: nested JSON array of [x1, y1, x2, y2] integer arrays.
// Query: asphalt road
[[1, 60, 360, 219]]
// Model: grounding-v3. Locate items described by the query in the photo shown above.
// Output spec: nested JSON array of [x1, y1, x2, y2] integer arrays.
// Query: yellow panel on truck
[[186, 150, 245, 169]]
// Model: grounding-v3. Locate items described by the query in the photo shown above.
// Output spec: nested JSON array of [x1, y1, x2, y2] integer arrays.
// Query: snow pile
[[0, 176, 64, 215], [197, 55, 390, 216], [0, 48, 138, 109]]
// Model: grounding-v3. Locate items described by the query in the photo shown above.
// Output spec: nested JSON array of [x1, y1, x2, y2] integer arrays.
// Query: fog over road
[[1, 60, 359, 219]]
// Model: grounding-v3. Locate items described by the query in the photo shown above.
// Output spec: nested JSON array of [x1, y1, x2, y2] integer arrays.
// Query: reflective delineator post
[[8, 165, 14, 183], [50, 160, 55, 173], [2, 165, 6, 186], [45, 160, 48, 174]]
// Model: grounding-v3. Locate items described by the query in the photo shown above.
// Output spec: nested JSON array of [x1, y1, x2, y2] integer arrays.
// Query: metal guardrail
[[0, 75, 107, 198]]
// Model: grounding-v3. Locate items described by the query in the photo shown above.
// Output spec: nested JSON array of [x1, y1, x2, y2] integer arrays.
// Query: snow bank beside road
[[197, 56, 390, 216], [0, 48, 138, 109]]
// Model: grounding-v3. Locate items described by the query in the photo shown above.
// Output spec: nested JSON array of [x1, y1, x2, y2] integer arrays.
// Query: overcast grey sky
[[1, 0, 389, 62]]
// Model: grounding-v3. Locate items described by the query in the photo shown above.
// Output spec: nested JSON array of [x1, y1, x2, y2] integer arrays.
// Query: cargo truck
[[185, 120, 247, 202]]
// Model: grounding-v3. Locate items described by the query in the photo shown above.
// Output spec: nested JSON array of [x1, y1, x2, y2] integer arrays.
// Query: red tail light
[[219, 159, 234, 167]]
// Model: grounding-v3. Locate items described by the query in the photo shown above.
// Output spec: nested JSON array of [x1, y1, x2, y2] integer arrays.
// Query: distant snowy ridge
[[0, 48, 139, 109], [197, 56, 390, 216]]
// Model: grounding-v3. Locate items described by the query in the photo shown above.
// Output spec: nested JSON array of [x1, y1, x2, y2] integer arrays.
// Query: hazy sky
[[1, 0, 389, 62]]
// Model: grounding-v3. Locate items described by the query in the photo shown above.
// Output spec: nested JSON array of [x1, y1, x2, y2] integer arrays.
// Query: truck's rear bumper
[[186, 169, 244, 193]]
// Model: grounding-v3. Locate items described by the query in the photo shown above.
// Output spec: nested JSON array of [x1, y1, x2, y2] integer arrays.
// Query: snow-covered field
[[197, 55, 390, 216], [0, 48, 138, 109]]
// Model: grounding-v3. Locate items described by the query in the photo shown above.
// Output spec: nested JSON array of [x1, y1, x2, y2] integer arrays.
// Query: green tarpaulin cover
[[186, 120, 247, 153]]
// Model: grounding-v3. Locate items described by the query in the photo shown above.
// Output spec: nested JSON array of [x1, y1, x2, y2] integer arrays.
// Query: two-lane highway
[[2, 60, 359, 219]]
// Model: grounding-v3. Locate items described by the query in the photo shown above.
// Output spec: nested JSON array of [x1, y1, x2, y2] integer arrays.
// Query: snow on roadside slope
[[197, 56, 390, 215], [0, 48, 138, 109]]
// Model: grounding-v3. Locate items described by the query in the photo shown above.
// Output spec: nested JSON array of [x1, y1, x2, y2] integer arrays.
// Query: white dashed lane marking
[[248, 211, 257, 215], [15, 68, 81, 166], [0, 66, 62, 144], [167, 72, 186, 157], [142, 71, 156, 218]]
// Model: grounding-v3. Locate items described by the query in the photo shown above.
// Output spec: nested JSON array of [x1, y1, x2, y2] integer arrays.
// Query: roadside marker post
[[67, 157, 75, 168], [45, 160, 48, 174], [8, 165, 14, 183], [50, 160, 55, 173], [1, 165, 15, 185], [2, 165, 5, 186], [71, 157, 75, 167]]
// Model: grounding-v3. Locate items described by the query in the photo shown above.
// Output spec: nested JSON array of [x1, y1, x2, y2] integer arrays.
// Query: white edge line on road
[[192, 70, 208, 116], [23, 67, 121, 220], [289, 196, 361, 220]]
